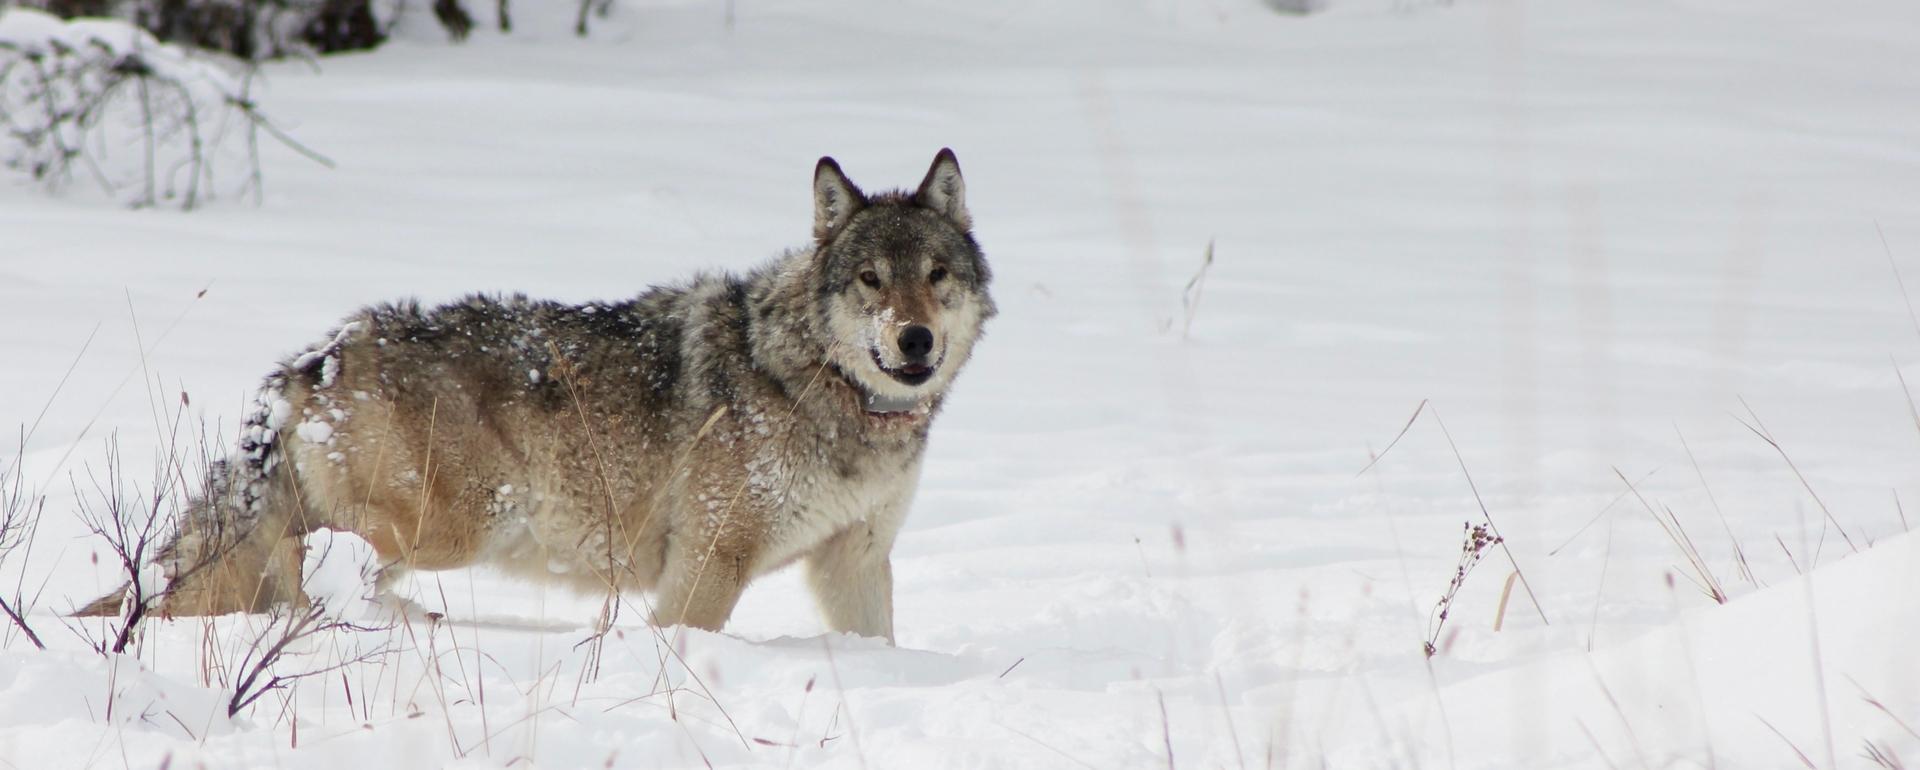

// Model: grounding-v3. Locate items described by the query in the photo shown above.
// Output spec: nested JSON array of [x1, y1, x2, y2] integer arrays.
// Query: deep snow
[[3, 0, 1920, 767]]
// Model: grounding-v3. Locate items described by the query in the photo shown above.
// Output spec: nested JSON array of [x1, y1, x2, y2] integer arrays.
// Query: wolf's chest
[[753, 454, 919, 573]]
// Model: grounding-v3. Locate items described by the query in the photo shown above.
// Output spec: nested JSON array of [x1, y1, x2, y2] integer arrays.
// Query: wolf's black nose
[[898, 325, 935, 360]]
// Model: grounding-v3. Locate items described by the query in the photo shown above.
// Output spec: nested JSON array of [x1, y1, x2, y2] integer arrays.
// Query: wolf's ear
[[914, 148, 970, 230], [814, 157, 865, 242]]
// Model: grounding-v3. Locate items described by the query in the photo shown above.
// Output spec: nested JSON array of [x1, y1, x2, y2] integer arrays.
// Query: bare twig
[[1880, 221, 1920, 344], [999, 723, 1101, 770], [1586, 518, 1613, 651], [0, 432, 47, 649], [1586, 658, 1650, 770], [820, 636, 869, 770], [1156, 688, 1176, 770], [1430, 406, 1550, 625], [5, 322, 101, 478], [1180, 239, 1214, 339], [1355, 399, 1427, 478], [1575, 718, 1623, 770], [233, 105, 335, 169], [74, 435, 176, 654], [1774, 534, 1802, 575], [228, 601, 390, 717], [1798, 562, 1839, 770], [1676, 425, 1756, 586], [1849, 676, 1920, 742], [1548, 467, 1655, 556], [1214, 671, 1247, 770], [72, 401, 252, 653]]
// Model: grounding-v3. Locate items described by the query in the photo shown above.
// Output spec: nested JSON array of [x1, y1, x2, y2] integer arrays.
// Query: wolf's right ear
[[814, 157, 865, 242]]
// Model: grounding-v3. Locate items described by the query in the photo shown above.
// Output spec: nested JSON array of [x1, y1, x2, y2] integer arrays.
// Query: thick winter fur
[[77, 150, 994, 642]]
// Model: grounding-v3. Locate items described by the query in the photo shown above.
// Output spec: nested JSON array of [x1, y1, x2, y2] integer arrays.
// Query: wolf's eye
[[928, 266, 948, 284], [859, 270, 881, 288]]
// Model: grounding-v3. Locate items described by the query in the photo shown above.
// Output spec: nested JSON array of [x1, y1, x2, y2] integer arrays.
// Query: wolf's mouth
[[870, 349, 936, 387], [835, 370, 928, 422]]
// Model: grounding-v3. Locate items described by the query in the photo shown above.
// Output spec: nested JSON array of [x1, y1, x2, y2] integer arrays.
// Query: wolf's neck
[[743, 250, 831, 384]]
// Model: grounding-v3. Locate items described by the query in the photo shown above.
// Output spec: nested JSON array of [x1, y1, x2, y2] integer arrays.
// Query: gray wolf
[[78, 149, 993, 642]]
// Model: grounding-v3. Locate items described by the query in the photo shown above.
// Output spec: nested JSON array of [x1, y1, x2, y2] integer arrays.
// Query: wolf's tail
[[73, 372, 312, 617], [70, 586, 127, 617]]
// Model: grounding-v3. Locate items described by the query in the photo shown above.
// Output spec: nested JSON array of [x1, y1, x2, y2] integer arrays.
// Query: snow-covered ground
[[4, 0, 1920, 766]]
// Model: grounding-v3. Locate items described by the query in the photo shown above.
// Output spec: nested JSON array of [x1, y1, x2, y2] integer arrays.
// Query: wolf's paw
[[368, 591, 440, 625]]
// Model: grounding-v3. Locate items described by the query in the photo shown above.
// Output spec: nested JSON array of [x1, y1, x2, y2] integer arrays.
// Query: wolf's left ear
[[815, 156, 865, 242], [915, 148, 970, 231]]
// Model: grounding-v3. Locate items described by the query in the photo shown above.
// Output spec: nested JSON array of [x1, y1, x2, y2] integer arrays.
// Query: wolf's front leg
[[651, 535, 750, 632], [805, 524, 896, 643]]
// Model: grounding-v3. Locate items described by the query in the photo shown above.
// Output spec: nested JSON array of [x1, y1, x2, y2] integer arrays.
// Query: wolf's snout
[[898, 325, 935, 361]]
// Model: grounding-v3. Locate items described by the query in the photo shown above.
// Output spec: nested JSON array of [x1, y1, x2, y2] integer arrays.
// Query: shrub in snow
[[0, 8, 323, 209], [7, 0, 599, 59], [12, 0, 382, 57], [1265, 0, 1329, 13]]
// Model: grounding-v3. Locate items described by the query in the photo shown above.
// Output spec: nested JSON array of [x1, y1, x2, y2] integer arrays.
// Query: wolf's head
[[811, 149, 996, 423]]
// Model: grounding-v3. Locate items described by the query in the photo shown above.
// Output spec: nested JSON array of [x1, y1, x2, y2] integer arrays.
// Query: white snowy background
[[3, 0, 1919, 767]]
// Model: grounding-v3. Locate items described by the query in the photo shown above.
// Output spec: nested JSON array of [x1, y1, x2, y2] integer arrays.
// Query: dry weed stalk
[[1735, 398, 1857, 559], [1756, 714, 1819, 770], [1853, 677, 1919, 769], [1424, 521, 1501, 658], [544, 341, 626, 692], [1674, 425, 1757, 586], [1181, 239, 1214, 339], [1156, 688, 1177, 770], [1851, 677, 1920, 743], [540, 340, 749, 753], [1614, 467, 1726, 604], [1359, 400, 1551, 627], [1862, 741, 1908, 770]]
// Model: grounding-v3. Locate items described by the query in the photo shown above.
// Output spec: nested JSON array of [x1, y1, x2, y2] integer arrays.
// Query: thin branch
[[1180, 239, 1214, 339], [1879, 221, 1920, 344], [234, 105, 335, 169], [1355, 399, 1427, 478], [1430, 406, 1550, 625], [1548, 467, 1655, 556]]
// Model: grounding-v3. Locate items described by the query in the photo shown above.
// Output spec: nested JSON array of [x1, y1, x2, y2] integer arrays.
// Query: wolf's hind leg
[[804, 524, 895, 643]]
